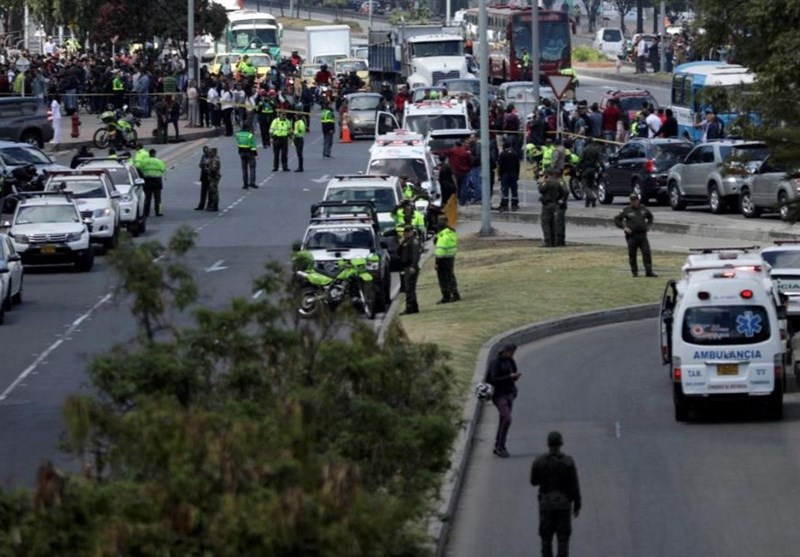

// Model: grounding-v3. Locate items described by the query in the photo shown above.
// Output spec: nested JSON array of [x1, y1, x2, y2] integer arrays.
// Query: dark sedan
[[599, 138, 694, 205]]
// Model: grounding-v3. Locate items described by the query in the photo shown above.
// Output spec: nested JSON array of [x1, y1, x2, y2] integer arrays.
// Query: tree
[[611, 0, 638, 34], [578, 0, 603, 33], [0, 229, 459, 555]]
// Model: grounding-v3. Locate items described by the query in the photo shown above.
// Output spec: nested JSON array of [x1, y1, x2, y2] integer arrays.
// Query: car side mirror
[[0, 261, 8, 274], [291, 240, 302, 253], [134, 178, 145, 185], [778, 306, 788, 320], [380, 241, 388, 249], [111, 191, 121, 199], [82, 217, 93, 226], [8, 253, 20, 262], [1, 220, 10, 227], [608, 155, 618, 164]]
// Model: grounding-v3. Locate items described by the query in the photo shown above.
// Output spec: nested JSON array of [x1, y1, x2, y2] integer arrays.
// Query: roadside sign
[[547, 75, 574, 100]]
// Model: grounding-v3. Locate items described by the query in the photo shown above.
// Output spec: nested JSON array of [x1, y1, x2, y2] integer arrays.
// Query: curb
[[45, 127, 221, 155], [431, 302, 660, 556], [575, 65, 673, 88], [489, 210, 800, 243]]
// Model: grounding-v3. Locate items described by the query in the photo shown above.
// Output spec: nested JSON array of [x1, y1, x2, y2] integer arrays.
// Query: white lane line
[[0, 293, 113, 401], [252, 289, 264, 299], [615, 421, 621, 438]]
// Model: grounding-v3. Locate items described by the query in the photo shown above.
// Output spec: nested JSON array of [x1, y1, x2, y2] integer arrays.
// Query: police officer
[[531, 431, 582, 557], [399, 175, 427, 201], [579, 137, 603, 207], [269, 111, 291, 172], [434, 222, 460, 304], [497, 138, 520, 211], [555, 184, 568, 247], [398, 224, 421, 315], [140, 149, 166, 217], [320, 101, 336, 158], [236, 123, 258, 189], [614, 193, 657, 277], [206, 147, 221, 212], [485, 343, 520, 458], [293, 114, 306, 172], [255, 90, 275, 148], [132, 143, 148, 173], [195, 145, 210, 210], [539, 169, 567, 248]]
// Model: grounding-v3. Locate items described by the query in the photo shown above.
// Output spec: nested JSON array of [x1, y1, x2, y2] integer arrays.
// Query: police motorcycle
[[93, 105, 141, 150], [293, 251, 378, 319]]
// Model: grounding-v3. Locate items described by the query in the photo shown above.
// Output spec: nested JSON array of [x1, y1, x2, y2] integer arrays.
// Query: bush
[[572, 45, 610, 62]]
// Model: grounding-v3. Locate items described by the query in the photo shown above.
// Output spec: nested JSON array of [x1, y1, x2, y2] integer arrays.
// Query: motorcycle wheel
[[298, 288, 322, 318], [93, 128, 110, 149], [358, 281, 376, 320], [568, 176, 584, 200]]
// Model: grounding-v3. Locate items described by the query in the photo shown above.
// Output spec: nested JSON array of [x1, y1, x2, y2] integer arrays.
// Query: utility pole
[[369, 0, 373, 31], [659, 0, 666, 71], [478, 0, 492, 236], [446, 0, 451, 26], [636, 0, 643, 34], [531, 0, 540, 106], [188, 0, 196, 85]]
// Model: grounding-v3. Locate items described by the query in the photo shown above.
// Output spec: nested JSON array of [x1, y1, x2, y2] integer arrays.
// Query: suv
[[301, 201, 392, 312], [667, 140, 769, 214], [738, 155, 800, 221], [5, 191, 94, 271], [600, 138, 694, 204], [44, 170, 122, 249], [78, 157, 147, 235], [599, 89, 659, 124], [366, 131, 441, 209], [0, 98, 55, 147], [593, 27, 625, 60], [0, 141, 68, 175]]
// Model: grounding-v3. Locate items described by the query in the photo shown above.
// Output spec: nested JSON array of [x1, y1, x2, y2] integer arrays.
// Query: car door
[[2, 235, 21, 298], [680, 145, 713, 196], [128, 166, 146, 215], [375, 111, 399, 136], [606, 143, 637, 193], [749, 158, 782, 208]]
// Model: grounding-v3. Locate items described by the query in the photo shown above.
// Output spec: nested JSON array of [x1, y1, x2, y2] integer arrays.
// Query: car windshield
[[602, 29, 622, 42], [326, 187, 397, 213], [427, 135, 470, 154], [682, 305, 771, 346], [15, 205, 80, 224], [82, 166, 129, 186], [762, 250, 800, 269], [443, 80, 479, 95], [50, 180, 106, 199], [411, 40, 463, 57], [411, 88, 447, 103], [349, 96, 381, 111], [338, 60, 367, 72], [305, 227, 374, 250], [726, 146, 769, 164], [619, 96, 657, 113], [368, 158, 428, 185], [231, 28, 278, 47], [0, 146, 52, 166], [404, 115, 468, 136], [655, 144, 693, 164]]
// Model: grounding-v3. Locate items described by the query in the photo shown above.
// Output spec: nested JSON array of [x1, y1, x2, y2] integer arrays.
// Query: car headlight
[[93, 207, 112, 218], [66, 231, 83, 242], [9, 232, 29, 244]]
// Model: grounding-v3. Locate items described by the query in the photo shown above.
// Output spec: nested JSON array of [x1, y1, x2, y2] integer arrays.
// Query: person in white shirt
[[206, 83, 220, 128], [645, 107, 662, 138], [220, 84, 234, 136], [186, 80, 199, 127], [49, 95, 62, 145], [636, 36, 648, 74]]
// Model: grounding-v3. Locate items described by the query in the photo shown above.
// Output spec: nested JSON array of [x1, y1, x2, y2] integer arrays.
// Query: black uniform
[[497, 146, 521, 210], [614, 201, 655, 276], [539, 176, 568, 247], [579, 142, 603, 207], [196, 148, 210, 210], [398, 230, 421, 314], [531, 447, 582, 557]]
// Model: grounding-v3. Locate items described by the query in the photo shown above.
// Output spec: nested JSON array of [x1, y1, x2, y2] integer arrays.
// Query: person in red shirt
[[601, 99, 621, 142], [394, 85, 410, 124], [447, 140, 472, 206], [290, 50, 303, 69], [314, 64, 332, 86]]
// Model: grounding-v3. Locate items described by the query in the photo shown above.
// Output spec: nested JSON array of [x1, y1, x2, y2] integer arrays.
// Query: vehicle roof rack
[[688, 246, 759, 254], [310, 201, 378, 223], [332, 174, 391, 180], [78, 156, 130, 163], [47, 169, 108, 176], [14, 190, 74, 201], [773, 240, 800, 245]]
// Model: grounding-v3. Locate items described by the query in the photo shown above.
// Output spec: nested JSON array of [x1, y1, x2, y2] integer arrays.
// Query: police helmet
[[321, 64, 328, 71]]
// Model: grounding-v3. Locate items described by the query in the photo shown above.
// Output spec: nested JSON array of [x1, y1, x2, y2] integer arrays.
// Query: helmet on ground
[[475, 382, 494, 400]]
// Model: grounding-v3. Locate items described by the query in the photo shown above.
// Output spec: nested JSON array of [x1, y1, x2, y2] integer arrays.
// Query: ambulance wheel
[[765, 388, 784, 421], [673, 385, 689, 422]]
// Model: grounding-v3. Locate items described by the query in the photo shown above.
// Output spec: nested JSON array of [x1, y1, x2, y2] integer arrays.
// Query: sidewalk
[[45, 112, 220, 155], [575, 60, 673, 88]]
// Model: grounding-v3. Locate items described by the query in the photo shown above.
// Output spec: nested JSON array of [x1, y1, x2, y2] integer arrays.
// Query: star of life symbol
[[735, 311, 762, 338]]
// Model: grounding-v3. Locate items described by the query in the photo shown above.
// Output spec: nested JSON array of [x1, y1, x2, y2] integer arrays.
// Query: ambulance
[[365, 130, 441, 213], [374, 98, 471, 138], [659, 248, 787, 421]]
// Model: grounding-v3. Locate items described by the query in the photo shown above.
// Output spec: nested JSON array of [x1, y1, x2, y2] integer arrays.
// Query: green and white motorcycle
[[294, 255, 377, 319]]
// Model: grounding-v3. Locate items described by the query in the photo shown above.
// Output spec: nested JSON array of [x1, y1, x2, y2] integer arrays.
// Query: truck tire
[[673, 385, 689, 422]]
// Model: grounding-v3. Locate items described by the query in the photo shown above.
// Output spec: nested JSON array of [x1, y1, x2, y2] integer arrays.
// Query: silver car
[[738, 156, 800, 221], [343, 93, 384, 138]]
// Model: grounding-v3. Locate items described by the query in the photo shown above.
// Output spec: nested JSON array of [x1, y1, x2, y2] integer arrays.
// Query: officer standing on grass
[[614, 193, 657, 277], [531, 431, 582, 557], [434, 221, 461, 304], [398, 224, 421, 315], [539, 169, 567, 248], [236, 123, 258, 189]]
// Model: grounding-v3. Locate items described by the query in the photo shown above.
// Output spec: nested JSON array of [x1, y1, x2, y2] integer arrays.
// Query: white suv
[[78, 158, 147, 236], [44, 169, 121, 249], [6, 191, 94, 272]]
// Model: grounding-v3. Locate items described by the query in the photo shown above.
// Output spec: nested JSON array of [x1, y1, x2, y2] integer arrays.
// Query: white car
[[0, 232, 23, 313], [593, 27, 625, 60], [78, 158, 147, 236], [44, 170, 121, 250], [6, 191, 94, 272]]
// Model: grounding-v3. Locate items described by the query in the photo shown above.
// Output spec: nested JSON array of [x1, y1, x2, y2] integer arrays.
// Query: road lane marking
[[0, 293, 113, 401], [252, 289, 264, 299], [205, 260, 228, 273], [615, 421, 621, 438]]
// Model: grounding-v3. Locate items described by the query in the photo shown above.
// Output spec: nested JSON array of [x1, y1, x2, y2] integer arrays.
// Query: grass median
[[399, 237, 687, 387]]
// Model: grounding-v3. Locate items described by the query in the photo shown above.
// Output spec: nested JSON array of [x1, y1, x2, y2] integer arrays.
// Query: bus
[[225, 10, 283, 61], [670, 62, 757, 142], [463, 5, 572, 85]]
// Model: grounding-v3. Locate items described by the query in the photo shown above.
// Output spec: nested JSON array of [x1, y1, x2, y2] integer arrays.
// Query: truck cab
[[405, 34, 471, 88]]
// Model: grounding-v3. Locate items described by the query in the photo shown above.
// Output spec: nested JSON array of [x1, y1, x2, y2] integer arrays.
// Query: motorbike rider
[[346, 70, 364, 92], [315, 64, 332, 87], [290, 50, 303, 69]]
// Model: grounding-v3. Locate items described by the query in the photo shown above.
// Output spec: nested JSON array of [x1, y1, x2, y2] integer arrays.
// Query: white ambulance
[[659, 248, 787, 421], [375, 98, 471, 138]]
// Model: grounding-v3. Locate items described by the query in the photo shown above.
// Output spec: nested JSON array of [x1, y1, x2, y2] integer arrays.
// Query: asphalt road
[[0, 121, 376, 486], [445, 319, 800, 557]]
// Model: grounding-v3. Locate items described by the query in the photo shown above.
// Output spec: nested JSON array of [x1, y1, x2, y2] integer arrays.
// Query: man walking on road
[[486, 343, 520, 458], [321, 101, 336, 158], [293, 115, 306, 172], [236, 123, 259, 189], [140, 149, 166, 218], [398, 224, 421, 315], [531, 431, 582, 557], [270, 111, 291, 172], [614, 193, 657, 277]]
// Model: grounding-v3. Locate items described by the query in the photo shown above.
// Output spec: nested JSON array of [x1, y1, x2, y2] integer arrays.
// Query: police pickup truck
[[659, 247, 787, 421]]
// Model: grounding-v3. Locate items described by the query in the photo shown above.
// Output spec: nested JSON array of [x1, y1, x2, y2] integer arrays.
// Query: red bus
[[463, 5, 572, 84]]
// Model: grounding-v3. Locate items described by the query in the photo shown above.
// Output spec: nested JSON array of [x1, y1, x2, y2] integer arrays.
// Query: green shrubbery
[[572, 45, 610, 63]]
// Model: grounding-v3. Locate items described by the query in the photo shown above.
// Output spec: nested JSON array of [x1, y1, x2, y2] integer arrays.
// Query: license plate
[[40, 244, 56, 254], [717, 363, 738, 376]]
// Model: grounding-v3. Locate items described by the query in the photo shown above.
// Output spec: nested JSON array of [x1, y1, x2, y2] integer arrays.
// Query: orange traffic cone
[[341, 118, 352, 143]]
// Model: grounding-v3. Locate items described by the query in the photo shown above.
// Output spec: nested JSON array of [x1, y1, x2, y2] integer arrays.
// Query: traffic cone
[[341, 117, 352, 143]]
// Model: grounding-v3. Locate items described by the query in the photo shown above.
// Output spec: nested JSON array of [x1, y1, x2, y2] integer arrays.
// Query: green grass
[[399, 238, 687, 387], [572, 45, 610, 63]]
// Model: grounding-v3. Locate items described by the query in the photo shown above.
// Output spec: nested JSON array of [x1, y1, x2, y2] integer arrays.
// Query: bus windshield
[[231, 27, 278, 47], [511, 17, 570, 62]]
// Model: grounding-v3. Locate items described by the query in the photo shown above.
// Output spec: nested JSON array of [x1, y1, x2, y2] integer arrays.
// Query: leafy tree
[[577, 0, 603, 33], [613, 0, 637, 34], [0, 228, 459, 556]]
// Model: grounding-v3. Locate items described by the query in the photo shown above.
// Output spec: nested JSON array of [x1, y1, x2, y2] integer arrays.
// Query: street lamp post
[[188, 0, 197, 85], [479, 0, 492, 236], [531, 0, 540, 107]]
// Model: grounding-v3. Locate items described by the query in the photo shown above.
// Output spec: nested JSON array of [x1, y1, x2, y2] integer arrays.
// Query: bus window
[[682, 76, 693, 110], [671, 75, 684, 106]]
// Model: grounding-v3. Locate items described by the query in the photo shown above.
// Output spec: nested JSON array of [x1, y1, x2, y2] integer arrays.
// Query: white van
[[660, 250, 786, 421], [593, 27, 624, 60]]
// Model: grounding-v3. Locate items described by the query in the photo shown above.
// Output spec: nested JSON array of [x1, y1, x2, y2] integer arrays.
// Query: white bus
[[225, 10, 283, 60]]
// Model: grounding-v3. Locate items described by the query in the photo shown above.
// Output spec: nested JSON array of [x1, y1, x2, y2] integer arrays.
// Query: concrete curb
[[575, 65, 673, 88], [45, 127, 221, 155], [490, 210, 800, 243], [431, 302, 659, 556]]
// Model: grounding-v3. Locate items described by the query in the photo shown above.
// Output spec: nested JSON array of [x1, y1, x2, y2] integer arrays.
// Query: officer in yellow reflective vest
[[112, 71, 125, 109], [434, 222, 460, 304], [293, 116, 306, 172], [133, 144, 149, 173], [236, 123, 258, 189], [139, 149, 166, 217], [269, 111, 291, 172], [393, 200, 426, 237], [320, 101, 335, 157]]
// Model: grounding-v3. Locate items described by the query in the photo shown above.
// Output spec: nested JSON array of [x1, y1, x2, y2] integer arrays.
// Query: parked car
[[667, 140, 769, 213], [0, 232, 23, 311], [78, 157, 147, 235], [0, 98, 54, 147], [599, 89, 659, 124], [342, 92, 384, 137], [593, 27, 625, 60], [739, 155, 800, 221], [0, 141, 68, 176], [599, 138, 694, 205]]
